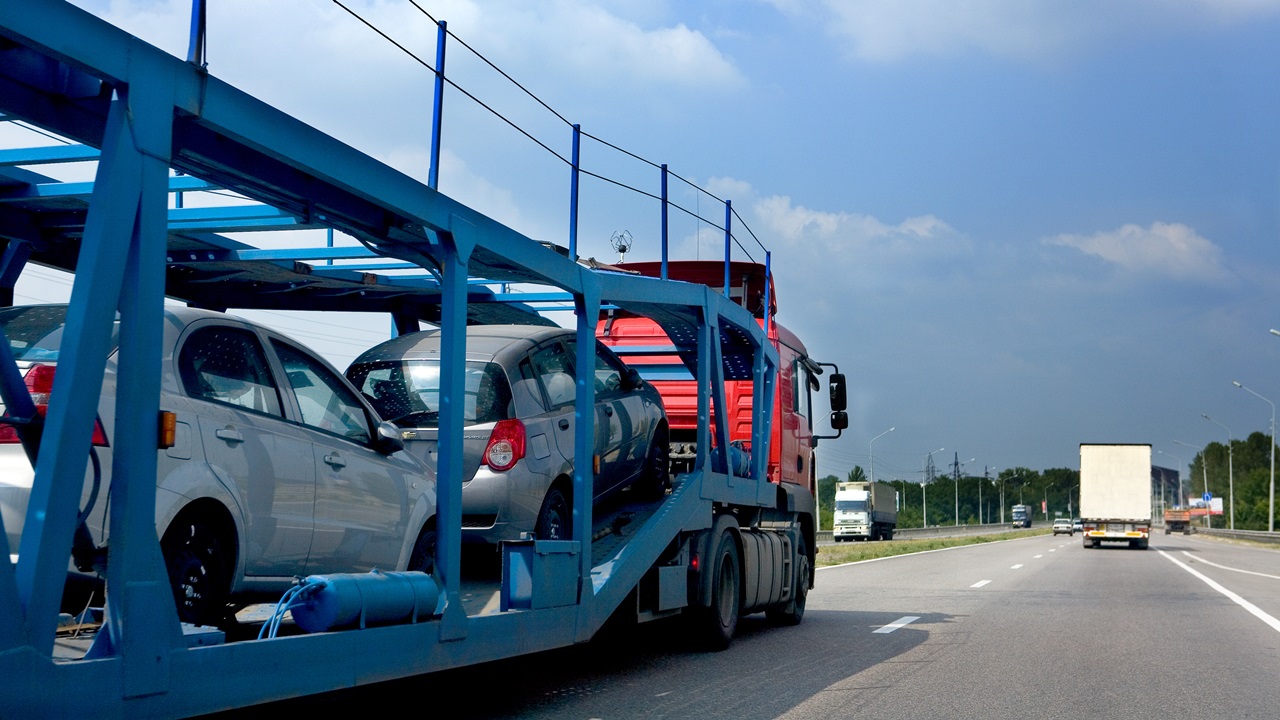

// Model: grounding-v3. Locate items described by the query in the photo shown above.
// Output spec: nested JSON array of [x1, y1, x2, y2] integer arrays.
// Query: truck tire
[[694, 530, 740, 650], [766, 533, 809, 627]]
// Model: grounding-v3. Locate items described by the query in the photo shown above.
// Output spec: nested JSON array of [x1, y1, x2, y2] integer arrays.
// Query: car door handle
[[558, 419, 570, 431], [215, 428, 245, 444], [323, 452, 347, 469]]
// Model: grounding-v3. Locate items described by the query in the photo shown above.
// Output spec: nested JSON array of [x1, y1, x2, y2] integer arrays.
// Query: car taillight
[[483, 419, 525, 472], [0, 364, 108, 446]]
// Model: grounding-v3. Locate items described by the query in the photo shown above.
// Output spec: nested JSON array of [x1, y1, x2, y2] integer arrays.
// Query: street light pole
[[1174, 439, 1208, 529], [953, 455, 974, 526], [924, 447, 943, 528], [869, 426, 894, 485], [1234, 381, 1276, 533], [1202, 413, 1235, 530]]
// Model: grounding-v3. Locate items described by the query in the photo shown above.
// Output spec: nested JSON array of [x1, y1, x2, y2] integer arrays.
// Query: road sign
[[1203, 491, 1213, 503]]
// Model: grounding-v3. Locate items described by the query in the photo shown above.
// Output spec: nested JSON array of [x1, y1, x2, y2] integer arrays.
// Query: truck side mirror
[[829, 410, 848, 431], [828, 373, 846, 412]]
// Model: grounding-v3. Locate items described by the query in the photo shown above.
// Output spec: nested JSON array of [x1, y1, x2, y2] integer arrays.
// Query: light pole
[[954, 455, 974, 526], [1157, 448, 1183, 509], [924, 447, 944, 527], [1202, 413, 1235, 530], [1174, 439, 1209, 529], [1234, 381, 1276, 533], [869, 426, 894, 485]]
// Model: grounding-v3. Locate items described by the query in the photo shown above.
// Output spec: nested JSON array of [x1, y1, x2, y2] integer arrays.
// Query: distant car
[[1073, 518, 1083, 533], [1052, 518, 1074, 536], [346, 324, 669, 546], [0, 305, 437, 626]]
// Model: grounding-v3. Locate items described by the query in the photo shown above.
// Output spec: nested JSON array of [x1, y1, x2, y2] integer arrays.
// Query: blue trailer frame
[[0, 3, 829, 717]]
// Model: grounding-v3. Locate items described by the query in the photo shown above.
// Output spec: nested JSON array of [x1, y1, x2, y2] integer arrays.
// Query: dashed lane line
[[1011, 564, 1024, 569], [971, 579, 991, 588], [874, 616, 921, 634]]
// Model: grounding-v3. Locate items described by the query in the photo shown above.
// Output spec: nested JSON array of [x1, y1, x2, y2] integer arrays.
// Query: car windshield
[[348, 359, 512, 428], [0, 305, 83, 362]]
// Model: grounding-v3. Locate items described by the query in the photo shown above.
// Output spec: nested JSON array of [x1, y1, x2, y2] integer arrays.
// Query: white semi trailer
[[1079, 443, 1152, 549]]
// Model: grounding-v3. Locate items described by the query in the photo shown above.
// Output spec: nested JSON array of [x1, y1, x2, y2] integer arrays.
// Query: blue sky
[[25, 1, 1280, 482]]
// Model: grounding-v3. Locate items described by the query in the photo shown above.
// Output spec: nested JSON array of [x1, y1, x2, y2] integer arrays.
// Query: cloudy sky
[[23, 1, 1280, 482]]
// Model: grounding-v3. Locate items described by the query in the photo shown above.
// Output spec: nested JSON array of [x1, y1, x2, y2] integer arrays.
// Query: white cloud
[[768, 0, 1280, 63], [1045, 221, 1227, 282], [752, 194, 964, 258]]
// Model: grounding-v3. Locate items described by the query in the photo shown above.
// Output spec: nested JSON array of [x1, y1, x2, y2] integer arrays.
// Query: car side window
[[593, 343, 628, 395], [272, 340, 372, 444], [530, 341, 576, 409], [179, 326, 283, 417]]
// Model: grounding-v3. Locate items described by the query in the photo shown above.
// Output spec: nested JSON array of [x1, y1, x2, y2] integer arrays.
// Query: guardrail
[[817, 523, 1027, 544], [1194, 527, 1280, 545]]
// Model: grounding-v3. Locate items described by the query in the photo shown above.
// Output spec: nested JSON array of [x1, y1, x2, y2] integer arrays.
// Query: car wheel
[[766, 532, 808, 627], [408, 525, 436, 574], [535, 486, 571, 540], [638, 427, 670, 501], [161, 513, 232, 627]]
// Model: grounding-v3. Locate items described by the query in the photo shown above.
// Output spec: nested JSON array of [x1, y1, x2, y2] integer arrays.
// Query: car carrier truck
[[1079, 443, 1153, 549], [0, 4, 849, 716], [833, 481, 897, 541]]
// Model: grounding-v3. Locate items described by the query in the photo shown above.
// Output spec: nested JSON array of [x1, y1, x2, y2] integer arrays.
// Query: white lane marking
[[1011, 564, 1024, 569], [971, 579, 991, 588], [1159, 550, 1280, 634], [1033, 554, 1044, 559], [1049, 549, 1057, 553], [1180, 551, 1280, 580], [874, 616, 921, 634]]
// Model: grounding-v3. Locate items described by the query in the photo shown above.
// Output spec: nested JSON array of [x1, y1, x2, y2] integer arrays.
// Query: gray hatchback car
[[0, 305, 438, 626], [346, 325, 669, 546]]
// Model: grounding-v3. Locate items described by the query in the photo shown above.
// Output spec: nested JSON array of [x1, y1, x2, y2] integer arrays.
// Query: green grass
[[816, 528, 1053, 567]]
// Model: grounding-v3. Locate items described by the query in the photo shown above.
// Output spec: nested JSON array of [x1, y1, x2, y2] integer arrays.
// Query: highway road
[[214, 533, 1280, 718]]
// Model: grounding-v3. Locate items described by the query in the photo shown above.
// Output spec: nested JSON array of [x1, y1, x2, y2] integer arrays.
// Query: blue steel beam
[[0, 143, 100, 165]]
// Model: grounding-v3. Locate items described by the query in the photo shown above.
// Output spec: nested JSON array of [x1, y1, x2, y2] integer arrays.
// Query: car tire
[[535, 486, 571, 541], [161, 512, 232, 627], [408, 525, 436, 574], [638, 426, 670, 501]]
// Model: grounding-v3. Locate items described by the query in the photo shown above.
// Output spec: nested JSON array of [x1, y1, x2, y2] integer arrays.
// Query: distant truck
[[1080, 443, 1152, 549], [1011, 504, 1033, 528], [1163, 507, 1193, 535], [833, 481, 897, 541]]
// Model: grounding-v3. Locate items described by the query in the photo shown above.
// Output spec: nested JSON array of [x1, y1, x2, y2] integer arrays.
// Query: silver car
[[346, 325, 668, 546], [0, 305, 437, 626]]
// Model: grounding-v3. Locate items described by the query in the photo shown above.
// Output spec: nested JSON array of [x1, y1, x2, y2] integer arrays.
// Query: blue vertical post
[[434, 218, 474, 640], [186, 0, 206, 67], [572, 278, 600, 590], [569, 124, 581, 259], [763, 250, 772, 330], [428, 21, 447, 191], [103, 69, 184, 697], [660, 164, 669, 280], [723, 200, 732, 297]]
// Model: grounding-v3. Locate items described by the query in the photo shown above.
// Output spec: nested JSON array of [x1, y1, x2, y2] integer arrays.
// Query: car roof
[[350, 324, 572, 365]]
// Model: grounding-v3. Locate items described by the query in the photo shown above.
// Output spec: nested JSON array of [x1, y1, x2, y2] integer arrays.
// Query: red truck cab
[[597, 261, 842, 495]]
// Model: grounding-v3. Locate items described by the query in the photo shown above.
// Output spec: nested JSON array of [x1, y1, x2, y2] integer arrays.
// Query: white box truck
[[833, 481, 897, 541], [1079, 443, 1152, 549]]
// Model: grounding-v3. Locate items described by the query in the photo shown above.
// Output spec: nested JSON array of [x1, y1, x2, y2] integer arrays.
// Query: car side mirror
[[374, 420, 405, 455], [626, 367, 644, 391], [828, 373, 846, 412]]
